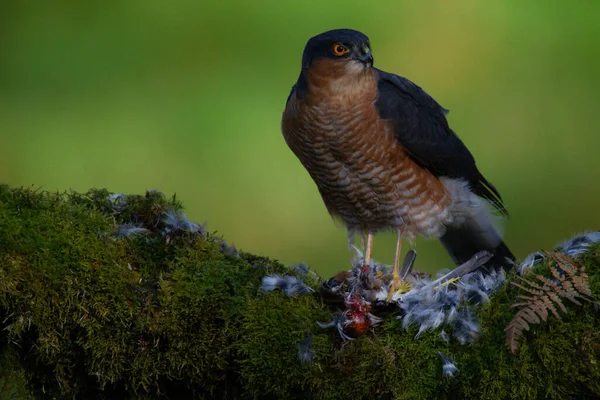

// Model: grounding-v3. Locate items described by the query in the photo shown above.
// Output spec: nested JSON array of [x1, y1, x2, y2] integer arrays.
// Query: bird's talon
[[386, 276, 401, 303], [386, 275, 412, 303]]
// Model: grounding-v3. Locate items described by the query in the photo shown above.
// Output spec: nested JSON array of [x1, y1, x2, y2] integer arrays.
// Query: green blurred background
[[1, 1, 599, 276]]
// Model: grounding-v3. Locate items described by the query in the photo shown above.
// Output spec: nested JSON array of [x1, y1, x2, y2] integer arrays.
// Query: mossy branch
[[0, 185, 599, 399]]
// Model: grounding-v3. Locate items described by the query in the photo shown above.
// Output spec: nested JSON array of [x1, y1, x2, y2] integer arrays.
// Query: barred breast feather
[[281, 58, 461, 240]]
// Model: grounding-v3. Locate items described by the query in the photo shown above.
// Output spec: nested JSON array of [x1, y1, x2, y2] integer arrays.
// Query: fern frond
[[549, 263, 566, 282], [509, 302, 532, 308], [516, 277, 546, 292], [534, 274, 559, 289], [514, 294, 536, 302], [505, 252, 593, 354], [547, 291, 567, 314], [505, 309, 534, 354], [550, 252, 578, 275], [510, 281, 542, 296], [540, 296, 559, 319]]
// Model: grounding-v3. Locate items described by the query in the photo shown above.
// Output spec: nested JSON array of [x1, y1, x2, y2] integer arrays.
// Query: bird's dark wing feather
[[373, 68, 508, 217]]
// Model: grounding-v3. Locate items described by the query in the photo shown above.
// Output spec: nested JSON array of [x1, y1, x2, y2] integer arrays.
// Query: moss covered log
[[0, 185, 599, 399]]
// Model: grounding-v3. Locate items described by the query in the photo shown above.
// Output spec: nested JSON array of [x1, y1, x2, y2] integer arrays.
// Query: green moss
[[0, 347, 34, 400], [0, 184, 599, 399], [450, 248, 600, 400], [238, 293, 330, 398]]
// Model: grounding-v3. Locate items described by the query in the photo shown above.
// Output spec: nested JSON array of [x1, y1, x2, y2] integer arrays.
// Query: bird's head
[[301, 29, 373, 75]]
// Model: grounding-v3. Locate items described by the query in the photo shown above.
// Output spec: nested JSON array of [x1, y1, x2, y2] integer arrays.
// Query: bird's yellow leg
[[364, 232, 374, 265], [361, 231, 368, 252], [386, 230, 403, 302]]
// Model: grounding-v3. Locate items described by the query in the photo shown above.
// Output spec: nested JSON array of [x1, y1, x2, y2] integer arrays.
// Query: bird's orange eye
[[332, 43, 349, 56]]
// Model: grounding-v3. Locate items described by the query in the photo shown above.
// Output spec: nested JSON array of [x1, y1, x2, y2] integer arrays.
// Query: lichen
[[0, 184, 598, 399]]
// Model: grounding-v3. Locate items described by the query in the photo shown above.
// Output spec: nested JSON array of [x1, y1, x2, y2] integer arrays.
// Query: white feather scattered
[[438, 352, 459, 378], [440, 330, 450, 343], [297, 333, 316, 364], [519, 231, 600, 275], [261, 274, 314, 297], [398, 262, 504, 344], [557, 231, 600, 257], [115, 223, 150, 238], [316, 315, 354, 341]]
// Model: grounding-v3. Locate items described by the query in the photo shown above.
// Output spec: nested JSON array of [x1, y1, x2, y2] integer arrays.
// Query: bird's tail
[[439, 177, 515, 271], [440, 212, 515, 272]]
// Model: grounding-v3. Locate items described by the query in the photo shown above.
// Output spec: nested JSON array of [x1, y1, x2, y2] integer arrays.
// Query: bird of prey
[[281, 29, 514, 300]]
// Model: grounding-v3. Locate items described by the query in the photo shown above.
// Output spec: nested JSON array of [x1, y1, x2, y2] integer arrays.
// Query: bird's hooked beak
[[356, 45, 373, 67]]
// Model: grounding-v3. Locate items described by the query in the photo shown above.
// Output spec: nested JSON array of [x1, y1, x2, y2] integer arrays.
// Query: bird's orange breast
[[282, 60, 452, 238]]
